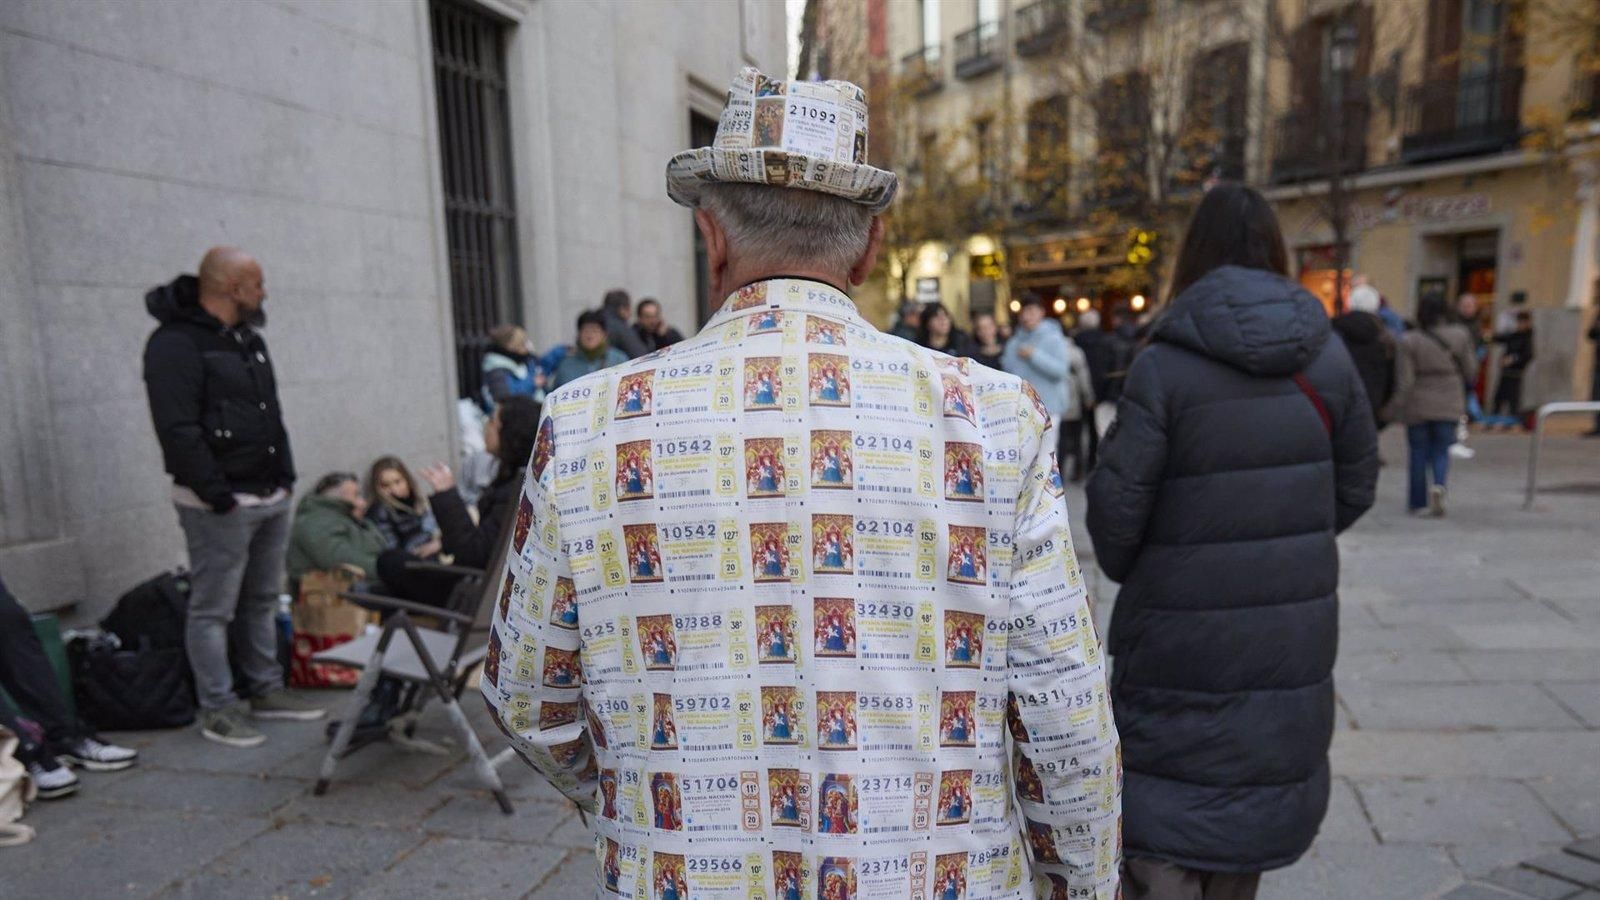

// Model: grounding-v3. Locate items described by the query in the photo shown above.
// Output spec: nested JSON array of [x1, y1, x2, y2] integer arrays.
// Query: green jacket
[[286, 493, 389, 591]]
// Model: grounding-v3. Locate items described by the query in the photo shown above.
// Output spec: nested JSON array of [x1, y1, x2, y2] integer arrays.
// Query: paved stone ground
[[2, 427, 1595, 899]]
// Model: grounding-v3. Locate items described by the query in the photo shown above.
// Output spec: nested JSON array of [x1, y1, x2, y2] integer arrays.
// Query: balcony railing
[[1271, 98, 1371, 184], [1401, 67, 1525, 164], [1572, 66, 1599, 119], [1015, 0, 1070, 56], [954, 21, 1002, 79], [901, 45, 944, 96], [1085, 0, 1151, 33]]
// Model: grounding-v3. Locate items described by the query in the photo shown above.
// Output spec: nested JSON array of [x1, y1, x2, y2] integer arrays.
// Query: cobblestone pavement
[[2, 428, 1595, 899]]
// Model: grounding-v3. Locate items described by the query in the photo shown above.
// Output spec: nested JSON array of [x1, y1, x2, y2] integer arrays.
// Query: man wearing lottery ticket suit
[[482, 67, 1121, 900]]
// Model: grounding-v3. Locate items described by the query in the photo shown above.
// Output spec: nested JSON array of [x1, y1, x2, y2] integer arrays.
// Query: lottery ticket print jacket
[[483, 278, 1121, 900]]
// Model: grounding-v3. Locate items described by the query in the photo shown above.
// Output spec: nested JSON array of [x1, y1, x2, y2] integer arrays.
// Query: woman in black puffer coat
[[1086, 185, 1379, 899]]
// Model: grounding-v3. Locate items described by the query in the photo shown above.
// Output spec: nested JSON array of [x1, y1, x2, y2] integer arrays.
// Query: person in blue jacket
[[1001, 292, 1072, 466]]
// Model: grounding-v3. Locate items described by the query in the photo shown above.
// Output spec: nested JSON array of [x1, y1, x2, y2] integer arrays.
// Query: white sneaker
[[57, 736, 138, 772], [1429, 485, 1447, 517], [26, 761, 79, 799], [1449, 443, 1475, 460]]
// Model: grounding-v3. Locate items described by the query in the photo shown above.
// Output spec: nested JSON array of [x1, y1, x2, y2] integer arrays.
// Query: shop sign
[[1353, 193, 1492, 229], [915, 277, 941, 303]]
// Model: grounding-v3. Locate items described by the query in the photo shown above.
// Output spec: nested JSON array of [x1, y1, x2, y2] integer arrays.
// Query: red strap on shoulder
[[1292, 372, 1333, 436]]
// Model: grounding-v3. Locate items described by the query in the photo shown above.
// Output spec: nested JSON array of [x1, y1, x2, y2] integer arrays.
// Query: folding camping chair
[[310, 517, 515, 815]]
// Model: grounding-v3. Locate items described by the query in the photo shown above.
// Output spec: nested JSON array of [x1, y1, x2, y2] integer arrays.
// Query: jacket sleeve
[[299, 518, 383, 577], [1326, 345, 1379, 533], [1071, 344, 1097, 408], [481, 420, 598, 810], [1006, 392, 1122, 898], [483, 368, 515, 405], [1085, 353, 1169, 583], [1453, 332, 1478, 389], [143, 329, 237, 513], [1028, 331, 1070, 380], [431, 486, 496, 569]]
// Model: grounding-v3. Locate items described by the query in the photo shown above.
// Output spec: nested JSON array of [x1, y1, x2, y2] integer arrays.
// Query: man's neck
[[198, 293, 241, 327], [723, 268, 850, 297]]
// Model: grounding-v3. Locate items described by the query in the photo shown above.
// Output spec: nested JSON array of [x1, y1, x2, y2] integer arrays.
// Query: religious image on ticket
[[810, 429, 853, 488], [1026, 818, 1061, 863], [585, 700, 608, 750], [813, 597, 857, 658], [531, 417, 554, 478], [936, 770, 972, 826], [946, 525, 987, 585], [651, 773, 683, 830], [600, 768, 618, 818], [769, 768, 803, 827], [941, 373, 977, 425], [755, 604, 797, 663], [549, 736, 585, 770], [818, 857, 856, 900], [1021, 379, 1051, 425], [652, 851, 688, 899], [761, 685, 801, 745], [773, 851, 805, 899], [750, 522, 791, 583], [943, 610, 984, 669], [818, 773, 858, 834], [636, 614, 678, 671], [495, 574, 515, 621], [482, 626, 502, 688], [936, 355, 971, 377], [549, 576, 577, 630], [650, 692, 678, 750], [512, 492, 534, 555], [744, 357, 783, 412], [1016, 754, 1045, 803], [943, 442, 984, 502], [816, 691, 858, 751], [745, 437, 786, 498], [748, 306, 782, 334], [754, 96, 784, 145], [807, 353, 851, 407], [939, 691, 976, 747], [541, 646, 579, 688], [811, 514, 854, 574], [537, 700, 579, 730], [602, 838, 621, 893], [933, 853, 968, 899], [805, 315, 845, 346], [615, 370, 654, 420], [1007, 693, 1030, 744], [614, 439, 654, 501], [625, 524, 664, 584], [729, 280, 768, 311], [1046, 456, 1067, 498]]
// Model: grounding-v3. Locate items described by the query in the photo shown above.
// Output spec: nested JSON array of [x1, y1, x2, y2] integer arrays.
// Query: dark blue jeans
[[1407, 421, 1456, 510]]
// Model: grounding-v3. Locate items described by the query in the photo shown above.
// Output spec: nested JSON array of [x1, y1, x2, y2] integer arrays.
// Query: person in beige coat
[[1387, 294, 1476, 515]]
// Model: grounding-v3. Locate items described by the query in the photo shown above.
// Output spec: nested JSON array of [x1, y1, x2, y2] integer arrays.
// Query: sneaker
[[1429, 485, 1447, 517], [26, 761, 79, 799], [56, 736, 138, 771], [250, 690, 327, 721], [200, 708, 266, 748], [1448, 443, 1476, 460]]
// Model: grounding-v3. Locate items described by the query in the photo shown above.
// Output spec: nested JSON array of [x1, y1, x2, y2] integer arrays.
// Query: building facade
[[0, 0, 784, 616], [808, 0, 1598, 403]]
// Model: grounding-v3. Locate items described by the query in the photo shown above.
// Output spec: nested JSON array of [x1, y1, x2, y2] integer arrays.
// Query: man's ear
[[849, 216, 885, 287], [695, 208, 728, 298]]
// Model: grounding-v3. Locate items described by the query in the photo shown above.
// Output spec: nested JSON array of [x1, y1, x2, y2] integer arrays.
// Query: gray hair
[[700, 183, 872, 275]]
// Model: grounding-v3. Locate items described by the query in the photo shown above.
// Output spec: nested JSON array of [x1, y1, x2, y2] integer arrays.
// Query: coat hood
[[1154, 266, 1330, 377], [145, 274, 204, 324], [1331, 310, 1385, 345]]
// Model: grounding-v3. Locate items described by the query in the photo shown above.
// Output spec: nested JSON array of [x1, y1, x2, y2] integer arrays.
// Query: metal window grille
[[431, 0, 521, 402]]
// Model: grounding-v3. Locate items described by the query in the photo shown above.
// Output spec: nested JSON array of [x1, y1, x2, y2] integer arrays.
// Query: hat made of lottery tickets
[[666, 67, 899, 214]]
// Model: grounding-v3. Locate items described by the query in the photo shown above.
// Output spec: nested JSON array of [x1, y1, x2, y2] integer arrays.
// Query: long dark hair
[[494, 395, 542, 477], [1417, 294, 1451, 330], [1167, 183, 1290, 302], [367, 455, 425, 513], [916, 302, 959, 348]]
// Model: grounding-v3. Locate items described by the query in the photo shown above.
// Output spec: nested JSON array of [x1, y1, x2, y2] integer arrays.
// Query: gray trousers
[[175, 498, 292, 710], [1122, 857, 1261, 900]]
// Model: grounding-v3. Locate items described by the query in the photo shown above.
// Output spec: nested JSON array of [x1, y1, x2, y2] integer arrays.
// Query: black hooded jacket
[[143, 275, 295, 513], [1331, 309, 1396, 421], [1086, 266, 1378, 873]]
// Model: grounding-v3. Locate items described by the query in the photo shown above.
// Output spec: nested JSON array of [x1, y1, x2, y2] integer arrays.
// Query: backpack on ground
[[69, 571, 197, 731]]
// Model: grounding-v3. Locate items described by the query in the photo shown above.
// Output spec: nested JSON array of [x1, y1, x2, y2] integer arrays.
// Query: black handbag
[[68, 633, 196, 730]]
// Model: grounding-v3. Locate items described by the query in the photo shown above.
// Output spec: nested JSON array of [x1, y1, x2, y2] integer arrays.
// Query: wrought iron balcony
[[954, 21, 1002, 79], [1271, 98, 1371, 184], [900, 45, 944, 96], [1401, 67, 1524, 164], [1015, 0, 1070, 56], [1085, 0, 1151, 34]]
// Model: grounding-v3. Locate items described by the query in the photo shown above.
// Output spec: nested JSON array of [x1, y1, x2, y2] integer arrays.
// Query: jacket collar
[[703, 277, 871, 331]]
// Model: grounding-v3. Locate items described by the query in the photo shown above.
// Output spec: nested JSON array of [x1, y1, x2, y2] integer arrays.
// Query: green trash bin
[[0, 613, 76, 722]]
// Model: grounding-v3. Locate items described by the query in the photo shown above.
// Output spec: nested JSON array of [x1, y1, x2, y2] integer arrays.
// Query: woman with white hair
[[1331, 284, 1396, 430]]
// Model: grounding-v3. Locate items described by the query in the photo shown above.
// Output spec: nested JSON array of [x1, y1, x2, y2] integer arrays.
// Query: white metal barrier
[[1522, 401, 1600, 509]]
